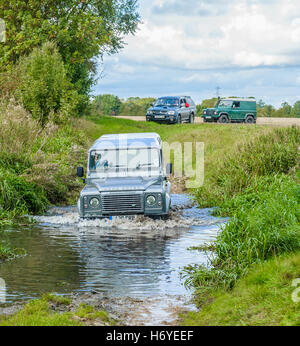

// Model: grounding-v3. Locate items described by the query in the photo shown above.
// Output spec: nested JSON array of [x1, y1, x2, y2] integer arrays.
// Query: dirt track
[[116, 116, 300, 127]]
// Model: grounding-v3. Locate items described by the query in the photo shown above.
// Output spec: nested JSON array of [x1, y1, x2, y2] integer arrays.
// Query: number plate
[[205, 116, 212, 119], [109, 215, 135, 221], [155, 115, 165, 119]]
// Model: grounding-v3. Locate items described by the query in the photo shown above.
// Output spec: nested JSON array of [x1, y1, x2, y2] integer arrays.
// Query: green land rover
[[202, 98, 257, 124]]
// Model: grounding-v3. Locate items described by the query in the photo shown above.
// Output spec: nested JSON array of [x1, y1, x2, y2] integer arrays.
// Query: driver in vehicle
[[94, 154, 109, 169]]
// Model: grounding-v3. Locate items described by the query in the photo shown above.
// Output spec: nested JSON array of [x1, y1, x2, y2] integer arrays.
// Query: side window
[[233, 101, 240, 108]]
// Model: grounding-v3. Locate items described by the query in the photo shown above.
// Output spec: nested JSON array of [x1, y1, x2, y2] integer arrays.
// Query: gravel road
[[116, 116, 300, 127]]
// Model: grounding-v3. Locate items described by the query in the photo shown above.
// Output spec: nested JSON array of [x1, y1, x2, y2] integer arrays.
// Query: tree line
[[92, 95, 300, 118]]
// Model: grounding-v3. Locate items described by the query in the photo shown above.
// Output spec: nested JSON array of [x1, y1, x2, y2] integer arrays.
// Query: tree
[[119, 97, 156, 116], [257, 99, 266, 109], [93, 94, 122, 115], [293, 101, 300, 118], [0, 0, 140, 113], [196, 98, 218, 115], [16, 42, 78, 125]]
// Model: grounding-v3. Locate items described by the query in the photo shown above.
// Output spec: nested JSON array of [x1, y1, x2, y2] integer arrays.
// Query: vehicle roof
[[222, 98, 256, 102], [90, 133, 162, 151]]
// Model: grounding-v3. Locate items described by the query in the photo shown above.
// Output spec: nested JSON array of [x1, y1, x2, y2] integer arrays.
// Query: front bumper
[[79, 191, 169, 218], [202, 115, 217, 122], [146, 114, 177, 124]]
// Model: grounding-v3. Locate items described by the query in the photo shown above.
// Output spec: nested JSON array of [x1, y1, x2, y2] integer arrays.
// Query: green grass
[[0, 294, 114, 326], [183, 252, 300, 326], [184, 174, 300, 293], [84, 115, 271, 180], [194, 126, 300, 210], [182, 126, 300, 326]]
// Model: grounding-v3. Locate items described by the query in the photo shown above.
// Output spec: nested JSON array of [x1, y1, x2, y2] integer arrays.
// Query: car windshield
[[89, 148, 160, 176], [154, 98, 179, 107], [217, 100, 233, 108]]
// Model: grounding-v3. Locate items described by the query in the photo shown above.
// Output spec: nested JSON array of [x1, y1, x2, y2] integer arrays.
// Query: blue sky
[[94, 0, 300, 107]]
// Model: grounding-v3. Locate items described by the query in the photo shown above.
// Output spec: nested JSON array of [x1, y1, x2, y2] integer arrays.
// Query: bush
[[15, 42, 78, 125]]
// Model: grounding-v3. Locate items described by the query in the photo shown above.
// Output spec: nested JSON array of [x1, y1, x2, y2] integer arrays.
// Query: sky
[[94, 0, 300, 107]]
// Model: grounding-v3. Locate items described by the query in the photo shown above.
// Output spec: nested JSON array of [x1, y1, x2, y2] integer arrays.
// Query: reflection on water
[[0, 195, 225, 304]]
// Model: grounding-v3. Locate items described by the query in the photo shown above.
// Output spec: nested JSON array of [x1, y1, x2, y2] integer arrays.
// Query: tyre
[[218, 114, 229, 124], [189, 113, 194, 123], [177, 115, 182, 124], [245, 115, 255, 124]]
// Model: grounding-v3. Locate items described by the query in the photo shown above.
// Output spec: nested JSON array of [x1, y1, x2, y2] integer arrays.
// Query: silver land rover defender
[[76, 133, 172, 219]]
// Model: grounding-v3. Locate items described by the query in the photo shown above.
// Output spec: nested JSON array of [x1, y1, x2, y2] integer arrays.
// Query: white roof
[[222, 98, 256, 102], [90, 133, 162, 151]]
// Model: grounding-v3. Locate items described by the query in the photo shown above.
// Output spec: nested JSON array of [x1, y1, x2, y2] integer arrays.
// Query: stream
[[0, 194, 226, 325]]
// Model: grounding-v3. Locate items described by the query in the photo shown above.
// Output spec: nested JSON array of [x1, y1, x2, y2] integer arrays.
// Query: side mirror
[[77, 167, 84, 178], [166, 163, 173, 175]]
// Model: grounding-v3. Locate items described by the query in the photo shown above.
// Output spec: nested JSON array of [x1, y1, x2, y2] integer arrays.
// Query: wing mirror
[[77, 167, 84, 178], [166, 163, 173, 175]]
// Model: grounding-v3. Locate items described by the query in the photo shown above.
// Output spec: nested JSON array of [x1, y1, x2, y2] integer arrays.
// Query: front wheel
[[218, 114, 229, 124], [177, 115, 182, 124]]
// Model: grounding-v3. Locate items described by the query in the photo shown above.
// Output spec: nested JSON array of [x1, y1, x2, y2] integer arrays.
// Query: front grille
[[153, 110, 167, 115], [206, 109, 215, 116], [102, 193, 143, 214]]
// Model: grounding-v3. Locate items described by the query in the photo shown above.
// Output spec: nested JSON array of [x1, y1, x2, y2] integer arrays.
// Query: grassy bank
[[0, 102, 89, 227], [183, 126, 300, 325], [184, 253, 300, 326], [0, 294, 115, 326]]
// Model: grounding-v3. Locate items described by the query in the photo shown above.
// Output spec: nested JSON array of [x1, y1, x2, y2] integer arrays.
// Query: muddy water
[[0, 194, 225, 325]]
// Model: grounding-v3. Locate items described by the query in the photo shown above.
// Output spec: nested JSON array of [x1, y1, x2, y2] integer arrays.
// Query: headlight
[[90, 197, 100, 208], [146, 195, 156, 206], [168, 111, 175, 115], [148, 111, 153, 115], [214, 111, 218, 115], [203, 110, 206, 114]]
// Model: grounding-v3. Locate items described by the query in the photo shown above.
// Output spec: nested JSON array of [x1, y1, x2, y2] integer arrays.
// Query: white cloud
[[96, 0, 300, 106], [117, 0, 300, 71]]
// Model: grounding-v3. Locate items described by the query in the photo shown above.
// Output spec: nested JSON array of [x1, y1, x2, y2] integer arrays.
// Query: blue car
[[146, 96, 196, 124]]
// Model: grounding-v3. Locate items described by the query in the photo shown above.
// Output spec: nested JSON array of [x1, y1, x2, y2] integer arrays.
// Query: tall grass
[[195, 126, 300, 211], [0, 101, 88, 225], [185, 127, 300, 295]]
